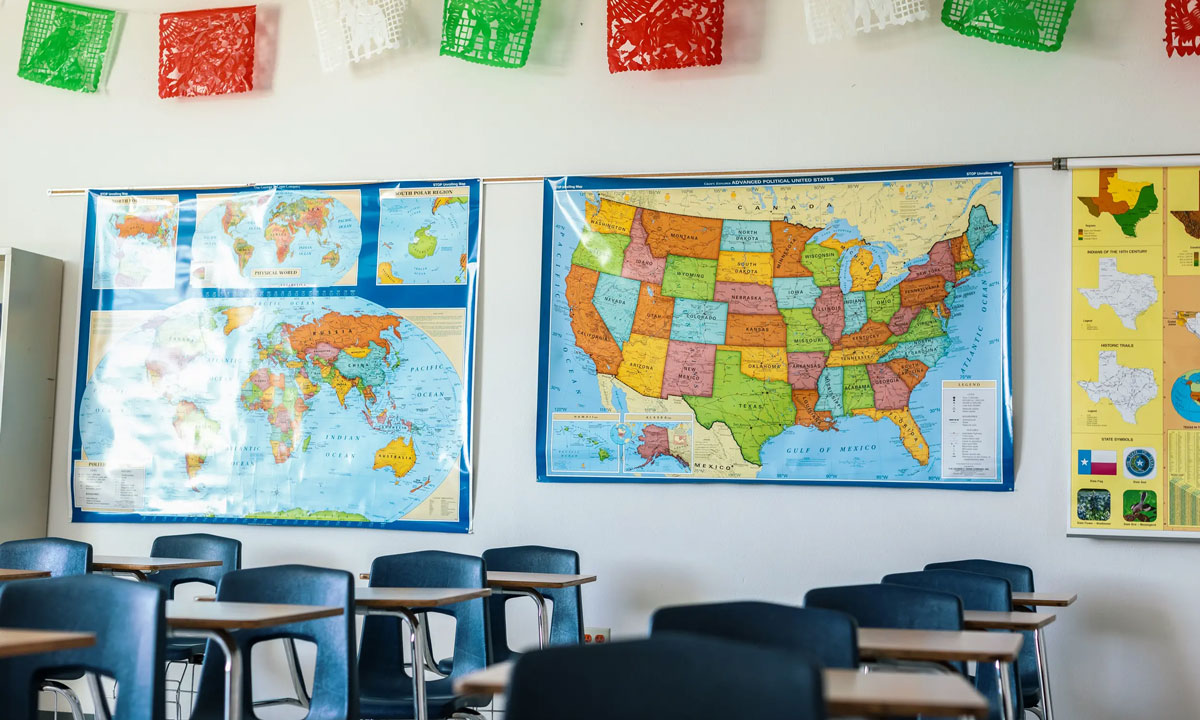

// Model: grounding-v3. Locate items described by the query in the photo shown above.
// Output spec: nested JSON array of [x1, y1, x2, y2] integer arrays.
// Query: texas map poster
[[71, 180, 479, 533], [537, 165, 1014, 490], [1071, 167, 1200, 536]]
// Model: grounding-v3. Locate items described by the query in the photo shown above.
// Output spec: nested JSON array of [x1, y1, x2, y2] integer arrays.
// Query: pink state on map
[[787, 352, 827, 390], [621, 208, 666, 284], [661, 340, 716, 398], [904, 239, 956, 284], [866, 363, 912, 411], [713, 281, 778, 314], [888, 305, 921, 336], [813, 286, 845, 345]]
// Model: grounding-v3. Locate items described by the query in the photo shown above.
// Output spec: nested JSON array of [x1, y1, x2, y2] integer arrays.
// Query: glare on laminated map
[[309, 0, 407, 72], [803, 0, 928, 45], [158, 6, 256, 98], [1165, 0, 1200, 57], [18, 0, 116, 93], [607, 0, 724, 73], [440, 0, 540, 68], [941, 0, 1075, 52]]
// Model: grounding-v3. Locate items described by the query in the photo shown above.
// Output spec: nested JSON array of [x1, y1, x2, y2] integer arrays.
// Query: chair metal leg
[[998, 660, 1017, 720], [42, 682, 85, 720], [1034, 627, 1056, 720], [87, 672, 112, 720], [252, 638, 313, 709]]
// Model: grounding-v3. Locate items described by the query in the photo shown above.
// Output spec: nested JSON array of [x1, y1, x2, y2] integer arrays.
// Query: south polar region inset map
[[538, 166, 1014, 489]]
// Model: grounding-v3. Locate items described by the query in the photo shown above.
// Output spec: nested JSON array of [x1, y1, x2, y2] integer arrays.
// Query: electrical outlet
[[584, 627, 610, 644]]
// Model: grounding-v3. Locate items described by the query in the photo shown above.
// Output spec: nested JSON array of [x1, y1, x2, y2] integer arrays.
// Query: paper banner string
[[804, 0, 928, 44], [440, 0, 540, 68], [941, 0, 1075, 52], [1165, 0, 1200, 57], [607, 0, 724, 73], [18, 0, 116, 93], [309, 0, 407, 71], [159, 5, 256, 98]]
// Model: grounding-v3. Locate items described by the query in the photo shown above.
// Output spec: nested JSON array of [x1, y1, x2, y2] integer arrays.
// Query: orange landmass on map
[[792, 389, 836, 430], [284, 312, 403, 358], [886, 358, 930, 390], [770, 221, 820, 278], [565, 265, 623, 375], [641, 209, 722, 260], [218, 307, 256, 335], [631, 283, 675, 338], [838, 320, 892, 348], [115, 215, 168, 240], [724, 313, 787, 347]]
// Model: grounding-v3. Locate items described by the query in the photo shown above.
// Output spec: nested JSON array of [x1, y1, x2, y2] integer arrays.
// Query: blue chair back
[[359, 551, 489, 701], [0, 538, 91, 577], [0, 575, 166, 720], [883, 569, 1018, 720], [804, 583, 963, 631], [191, 565, 357, 720], [506, 634, 827, 720], [146, 533, 241, 595], [483, 545, 583, 660], [883, 569, 1012, 612], [924, 559, 1041, 707], [650, 601, 858, 669], [924, 559, 1035, 593]]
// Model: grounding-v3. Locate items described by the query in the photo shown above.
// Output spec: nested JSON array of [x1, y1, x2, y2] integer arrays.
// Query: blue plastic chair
[[146, 533, 241, 663], [804, 582, 964, 632], [0, 574, 166, 720], [0, 537, 91, 577], [189, 564, 357, 720], [483, 546, 583, 664], [359, 551, 490, 719], [505, 634, 827, 720], [883, 569, 1019, 720], [925, 559, 1041, 713], [650, 601, 858, 669]]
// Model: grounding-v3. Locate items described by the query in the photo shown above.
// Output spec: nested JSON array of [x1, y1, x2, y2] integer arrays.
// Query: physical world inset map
[[538, 166, 1014, 489], [72, 181, 479, 533]]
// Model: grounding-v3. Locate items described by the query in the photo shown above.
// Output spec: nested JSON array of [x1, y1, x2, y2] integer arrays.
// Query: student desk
[[92, 555, 221, 581], [0, 568, 50, 581], [360, 570, 597, 649], [355, 587, 492, 720], [0, 628, 94, 658], [1011, 592, 1076, 608], [485, 572, 596, 648], [453, 660, 990, 719], [166, 599, 343, 720], [964, 610, 1060, 720], [857, 628, 1023, 720]]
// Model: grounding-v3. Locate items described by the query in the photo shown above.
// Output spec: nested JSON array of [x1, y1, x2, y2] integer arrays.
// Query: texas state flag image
[[1078, 449, 1118, 475]]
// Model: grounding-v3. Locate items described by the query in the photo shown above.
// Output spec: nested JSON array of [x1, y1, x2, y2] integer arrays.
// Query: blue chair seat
[[164, 639, 206, 662], [360, 678, 491, 719], [358, 551, 490, 720]]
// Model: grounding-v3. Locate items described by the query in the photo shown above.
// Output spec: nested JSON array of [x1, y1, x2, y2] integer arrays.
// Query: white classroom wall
[[1, 1, 1197, 717]]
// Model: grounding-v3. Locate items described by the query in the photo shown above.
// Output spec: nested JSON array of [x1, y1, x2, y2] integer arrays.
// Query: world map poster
[[71, 180, 479, 533], [538, 165, 1014, 490], [1071, 166, 1200, 536]]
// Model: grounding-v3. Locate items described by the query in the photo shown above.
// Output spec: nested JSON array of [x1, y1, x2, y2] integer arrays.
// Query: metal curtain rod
[[41, 152, 1200, 197], [44, 159, 1051, 198]]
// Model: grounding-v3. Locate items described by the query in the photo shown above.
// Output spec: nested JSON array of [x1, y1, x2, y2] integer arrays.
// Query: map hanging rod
[[43, 160, 1047, 197], [43, 153, 1197, 197]]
